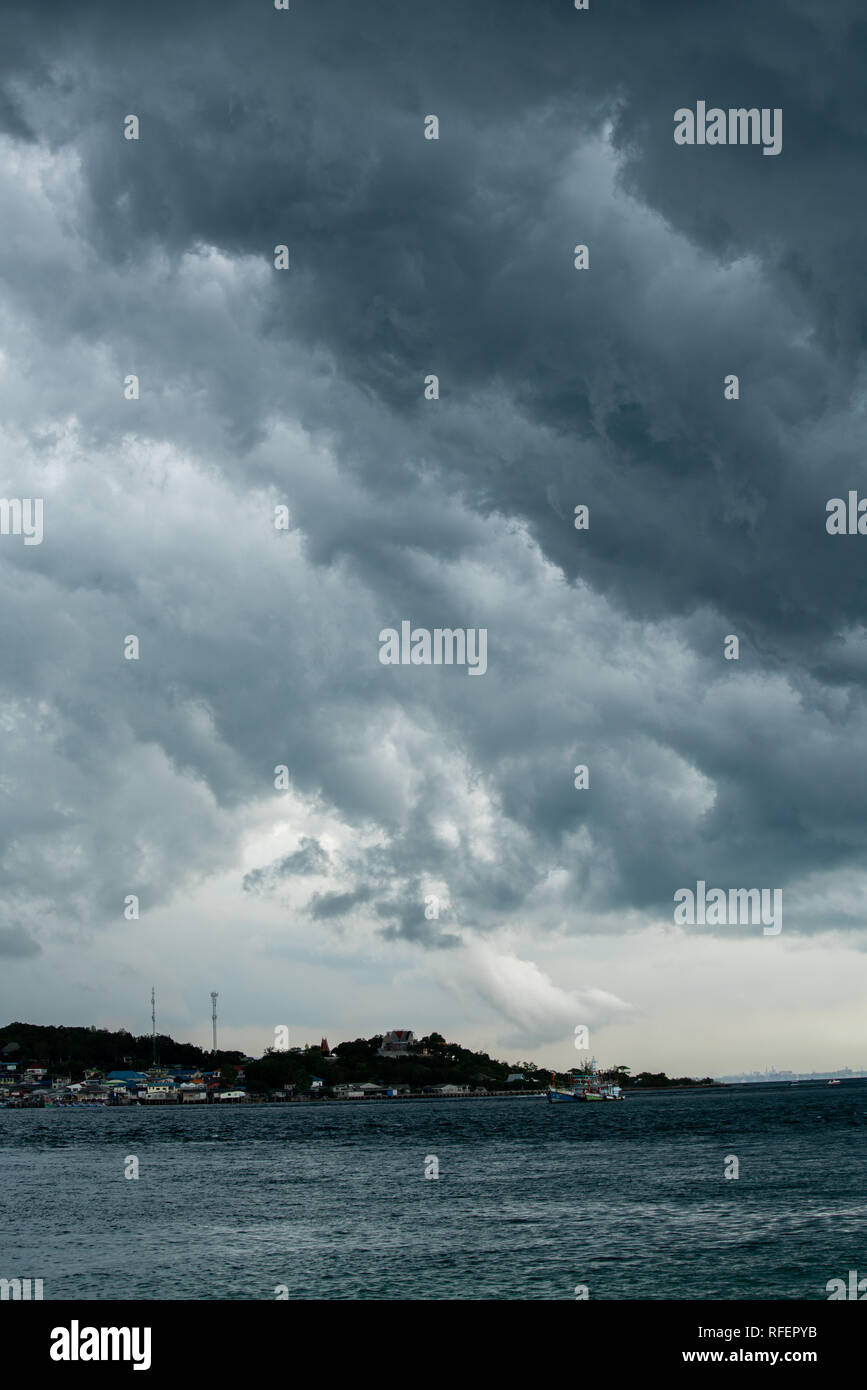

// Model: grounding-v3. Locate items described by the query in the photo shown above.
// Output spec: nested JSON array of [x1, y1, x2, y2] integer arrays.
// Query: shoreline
[[4, 1085, 732, 1110]]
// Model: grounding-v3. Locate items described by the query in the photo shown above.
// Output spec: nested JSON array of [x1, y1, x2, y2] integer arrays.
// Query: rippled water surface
[[2, 1083, 865, 1299]]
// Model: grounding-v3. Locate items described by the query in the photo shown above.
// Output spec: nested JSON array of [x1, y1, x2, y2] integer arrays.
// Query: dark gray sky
[[0, 0, 865, 1072]]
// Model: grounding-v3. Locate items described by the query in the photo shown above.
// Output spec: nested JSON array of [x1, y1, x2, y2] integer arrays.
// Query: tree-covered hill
[[0, 1021, 242, 1075], [0, 1021, 717, 1090]]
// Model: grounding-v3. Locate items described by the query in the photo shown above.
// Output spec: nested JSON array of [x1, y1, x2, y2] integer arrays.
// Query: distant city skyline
[[714, 1068, 867, 1083]]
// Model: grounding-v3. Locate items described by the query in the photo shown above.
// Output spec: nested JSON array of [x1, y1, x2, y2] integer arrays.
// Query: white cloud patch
[[432, 940, 633, 1049]]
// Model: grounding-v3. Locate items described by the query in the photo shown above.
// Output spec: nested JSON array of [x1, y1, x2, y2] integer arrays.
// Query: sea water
[[1, 1083, 864, 1300]]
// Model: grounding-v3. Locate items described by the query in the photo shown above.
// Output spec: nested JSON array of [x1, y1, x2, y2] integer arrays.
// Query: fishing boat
[[547, 1062, 624, 1103]]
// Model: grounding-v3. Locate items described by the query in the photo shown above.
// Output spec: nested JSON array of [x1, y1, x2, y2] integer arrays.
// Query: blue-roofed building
[[107, 1071, 147, 1092]]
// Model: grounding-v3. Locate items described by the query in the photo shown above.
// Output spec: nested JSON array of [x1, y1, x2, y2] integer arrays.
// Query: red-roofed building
[[378, 1030, 415, 1057]]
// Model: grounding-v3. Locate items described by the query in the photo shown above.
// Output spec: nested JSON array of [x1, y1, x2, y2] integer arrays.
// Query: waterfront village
[[0, 1022, 709, 1108], [0, 1027, 546, 1106]]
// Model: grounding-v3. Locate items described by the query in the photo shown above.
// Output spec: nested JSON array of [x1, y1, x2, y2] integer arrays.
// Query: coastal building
[[143, 1080, 178, 1102], [377, 1030, 415, 1057], [179, 1087, 207, 1103]]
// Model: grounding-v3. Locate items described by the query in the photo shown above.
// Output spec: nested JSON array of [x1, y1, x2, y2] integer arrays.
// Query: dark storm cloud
[[373, 881, 461, 949], [308, 885, 373, 921], [1, 0, 866, 956], [377, 914, 461, 950], [243, 836, 330, 892], [7, 0, 861, 662]]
